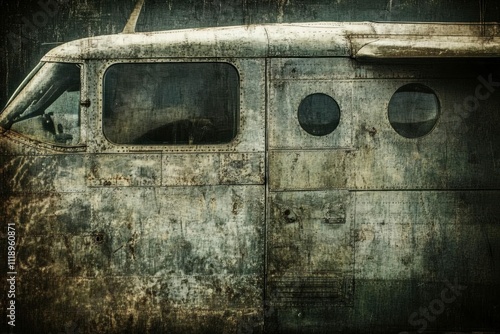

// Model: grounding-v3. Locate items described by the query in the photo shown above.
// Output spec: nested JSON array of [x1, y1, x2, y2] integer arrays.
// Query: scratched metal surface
[[2, 0, 500, 107], [0, 23, 500, 334], [266, 54, 500, 333]]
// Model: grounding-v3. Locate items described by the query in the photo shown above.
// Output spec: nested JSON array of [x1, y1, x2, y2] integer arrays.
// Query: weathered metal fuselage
[[1, 23, 500, 333]]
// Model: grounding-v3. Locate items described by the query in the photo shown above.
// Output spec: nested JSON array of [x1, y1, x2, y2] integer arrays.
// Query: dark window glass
[[298, 93, 340, 136], [0, 62, 81, 146], [388, 83, 440, 138], [103, 63, 239, 145]]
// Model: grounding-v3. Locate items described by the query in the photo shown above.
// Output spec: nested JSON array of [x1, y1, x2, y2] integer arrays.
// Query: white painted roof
[[42, 22, 500, 61]]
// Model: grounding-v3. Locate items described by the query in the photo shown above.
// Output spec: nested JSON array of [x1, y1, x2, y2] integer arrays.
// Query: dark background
[[0, 0, 499, 108]]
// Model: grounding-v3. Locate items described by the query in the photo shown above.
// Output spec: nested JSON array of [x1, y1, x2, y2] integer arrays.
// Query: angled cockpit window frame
[[3, 62, 44, 109], [100, 60, 241, 148], [0, 61, 86, 150]]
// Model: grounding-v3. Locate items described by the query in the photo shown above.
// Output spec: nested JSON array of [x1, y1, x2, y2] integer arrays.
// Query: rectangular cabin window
[[103, 63, 240, 145]]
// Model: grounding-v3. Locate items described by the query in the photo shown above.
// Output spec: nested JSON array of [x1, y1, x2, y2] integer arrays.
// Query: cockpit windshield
[[0, 62, 81, 146]]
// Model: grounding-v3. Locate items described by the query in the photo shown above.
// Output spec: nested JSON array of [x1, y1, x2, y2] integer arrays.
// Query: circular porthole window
[[388, 83, 440, 138], [298, 93, 341, 136]]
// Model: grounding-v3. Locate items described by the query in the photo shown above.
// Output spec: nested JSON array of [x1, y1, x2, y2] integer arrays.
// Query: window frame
[[297, 92, 341, 137], [0, 61, 87, 152], [98, 59, 242, 152], [387, 83, 441, 139]]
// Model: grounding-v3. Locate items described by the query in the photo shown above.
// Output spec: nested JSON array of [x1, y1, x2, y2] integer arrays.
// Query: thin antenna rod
[[122, 0, 145, 34], [478, 0, 487, 36]]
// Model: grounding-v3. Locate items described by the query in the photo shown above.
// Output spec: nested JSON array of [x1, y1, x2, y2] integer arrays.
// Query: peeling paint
[[1, 22, 500, 333]]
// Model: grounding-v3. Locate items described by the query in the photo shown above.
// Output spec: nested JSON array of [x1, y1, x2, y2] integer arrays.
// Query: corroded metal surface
[[1, 22, 500, 333], [41, 22, 500, 61], [3, 0, 500, 110]]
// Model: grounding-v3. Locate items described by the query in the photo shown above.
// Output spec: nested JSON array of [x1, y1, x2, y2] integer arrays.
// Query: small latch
[[80, 99, 91, 108]]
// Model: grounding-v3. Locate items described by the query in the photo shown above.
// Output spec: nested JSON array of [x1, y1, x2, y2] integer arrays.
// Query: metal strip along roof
[[42, 22, 500, 61]]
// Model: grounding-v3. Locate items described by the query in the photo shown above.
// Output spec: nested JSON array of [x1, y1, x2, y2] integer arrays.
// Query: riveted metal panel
[[266, 56, 500, 333], [354, 191, 500, 283], [269, 58, 353, 150], [266, 190, 354, 311], [267, 190, 353, 274], [350, 75, 500, 190], [220, 153, 265, 185], [270, 58, 357, 81], [163, 153, 221, 186], [163, 152, 264, 186], [269, 150, 352, 191], [89, 186, 264, 276], [269, 60, 500, 192], [87, 154, 162, 187]]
